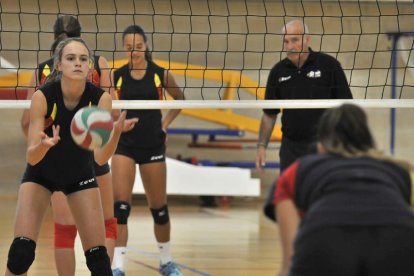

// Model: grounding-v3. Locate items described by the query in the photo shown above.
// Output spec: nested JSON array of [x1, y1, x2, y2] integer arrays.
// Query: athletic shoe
[[112, 268, 125, 276], [159, 261, 183, 276]]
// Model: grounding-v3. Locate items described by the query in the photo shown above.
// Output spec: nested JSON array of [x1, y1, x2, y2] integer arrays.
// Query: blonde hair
[[47, 37, 94, 83]]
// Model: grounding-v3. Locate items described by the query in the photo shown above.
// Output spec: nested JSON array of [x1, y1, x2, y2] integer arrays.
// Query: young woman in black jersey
[[274, 104, 414, 276], [110, 25, 185, 276], [20, 15, 117, 276], [5, 38, 137, 276]]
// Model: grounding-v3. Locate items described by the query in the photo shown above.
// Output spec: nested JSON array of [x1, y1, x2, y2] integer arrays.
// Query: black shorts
[[21, 173, 98, 195], [290, 225, 414, 276], [93, 161, 110, 177], [115, 143, 166, 165]]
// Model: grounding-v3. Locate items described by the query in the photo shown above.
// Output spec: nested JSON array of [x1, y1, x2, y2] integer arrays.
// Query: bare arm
[[109, 70, 121, 120], [255, 112, 277, 170], [26, 90, 60, 165], [98, 56, 111, 93], [94, 93, 138, 165], [21, 71, 38, 138], [276, 200, 301, 276], [94, 93, 121, 165], [162, 70, 185, 130]]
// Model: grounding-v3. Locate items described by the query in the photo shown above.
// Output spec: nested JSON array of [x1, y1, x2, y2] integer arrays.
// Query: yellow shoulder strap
[[154, 73, 161, 88], [116, 76, 123, 90], [50, 103, 57, 120], [43, 64, 51, 77]]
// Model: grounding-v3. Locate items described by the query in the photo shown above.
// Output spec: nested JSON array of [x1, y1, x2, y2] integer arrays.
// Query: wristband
[[257, 142, 267, 149]]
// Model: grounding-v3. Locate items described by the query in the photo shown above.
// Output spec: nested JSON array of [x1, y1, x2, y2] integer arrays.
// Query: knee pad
[[150, 205, 170, 225], [105, 217, 118, 240], [7, 237, 36, 275], [114, 201, 131, 225], [54, 223, 77, 248], [85, 246, 112, 276]]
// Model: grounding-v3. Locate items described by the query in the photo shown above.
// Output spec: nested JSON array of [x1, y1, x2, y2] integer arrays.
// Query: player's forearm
[[258, 113, 277, 148], [162, 109, 181, 130], [276, 200, 300, 275], [94, 128, 122, 165], [26, 139, 49, 165], [21, 110, 30, 139]]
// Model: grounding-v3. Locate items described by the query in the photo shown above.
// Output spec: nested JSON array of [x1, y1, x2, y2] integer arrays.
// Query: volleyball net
[[0, 0, 413, 103]]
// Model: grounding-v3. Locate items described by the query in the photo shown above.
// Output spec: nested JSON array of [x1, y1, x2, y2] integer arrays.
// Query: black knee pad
[[85, 246, 112, 276], [150, 205, 170, 225], [7, 237, 36, 275], [114, 201, 131, 225]]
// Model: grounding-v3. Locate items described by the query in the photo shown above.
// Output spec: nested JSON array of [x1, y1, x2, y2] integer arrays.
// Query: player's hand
[[113, 111, 138, 133], [40, 125, 60, 148], [122, 117, 139, 132], [256, 146, 266, 171]]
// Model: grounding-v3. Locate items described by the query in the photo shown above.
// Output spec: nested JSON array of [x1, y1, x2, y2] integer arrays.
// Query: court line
[[126, 256, 159, 272], [127, 245, 211, 276]]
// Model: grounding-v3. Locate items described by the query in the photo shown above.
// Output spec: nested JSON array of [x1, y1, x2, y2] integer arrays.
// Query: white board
[[120, 157, 260, 196]]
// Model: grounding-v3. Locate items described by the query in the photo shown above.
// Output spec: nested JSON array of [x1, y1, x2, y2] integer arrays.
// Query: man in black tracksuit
[[256, 19, 353, 221]]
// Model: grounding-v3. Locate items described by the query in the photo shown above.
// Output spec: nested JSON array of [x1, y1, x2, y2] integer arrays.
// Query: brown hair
[[47, 37, 93, 83], [318, 104, 412, 171], [50, 15, 82, 55]]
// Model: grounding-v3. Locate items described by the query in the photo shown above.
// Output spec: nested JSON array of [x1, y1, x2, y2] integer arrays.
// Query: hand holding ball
[[71, 106, 114, 150]]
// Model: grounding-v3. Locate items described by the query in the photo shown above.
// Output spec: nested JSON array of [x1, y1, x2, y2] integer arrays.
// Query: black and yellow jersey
[[24, 80, 104, 187], [114, 61, 166, 149]]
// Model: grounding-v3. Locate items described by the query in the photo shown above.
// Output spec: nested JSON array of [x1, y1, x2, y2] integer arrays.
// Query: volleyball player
[[5, 37, 138, 276], [275, 104, 414, 276], [20, 15, 117, 275], [110, 25, 185, 276]]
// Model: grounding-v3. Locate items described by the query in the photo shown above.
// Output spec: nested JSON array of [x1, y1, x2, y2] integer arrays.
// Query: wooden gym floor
[[0, 196, 281, 276]]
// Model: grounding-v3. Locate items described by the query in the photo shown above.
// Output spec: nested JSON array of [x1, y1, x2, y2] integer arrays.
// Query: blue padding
[[198, 160, 280, 169], [167, 128, 244, 137]]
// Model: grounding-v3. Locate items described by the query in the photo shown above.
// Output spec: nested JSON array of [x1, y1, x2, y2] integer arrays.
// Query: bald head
[[282, 20, 311, 68], [282, 20, 309, 35]]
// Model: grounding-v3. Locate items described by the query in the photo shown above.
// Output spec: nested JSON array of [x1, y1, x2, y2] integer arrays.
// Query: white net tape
[[1, 99, 414, 110]]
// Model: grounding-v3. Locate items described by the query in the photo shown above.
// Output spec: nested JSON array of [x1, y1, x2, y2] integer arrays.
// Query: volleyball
[[70, 106, 114, 151]]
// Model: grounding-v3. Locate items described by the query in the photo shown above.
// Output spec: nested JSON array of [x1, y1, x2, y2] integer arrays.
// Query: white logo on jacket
[[307, 70, 321, 78], [278, 75, 291, 83]]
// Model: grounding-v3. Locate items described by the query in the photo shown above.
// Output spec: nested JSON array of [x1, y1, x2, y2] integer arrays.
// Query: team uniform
[[22, 81, 105, 194], [264, 48, 353, 171], [36, 56, 110, 176], [275, 154, 414, 276], [113, 61, 166, 164]]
